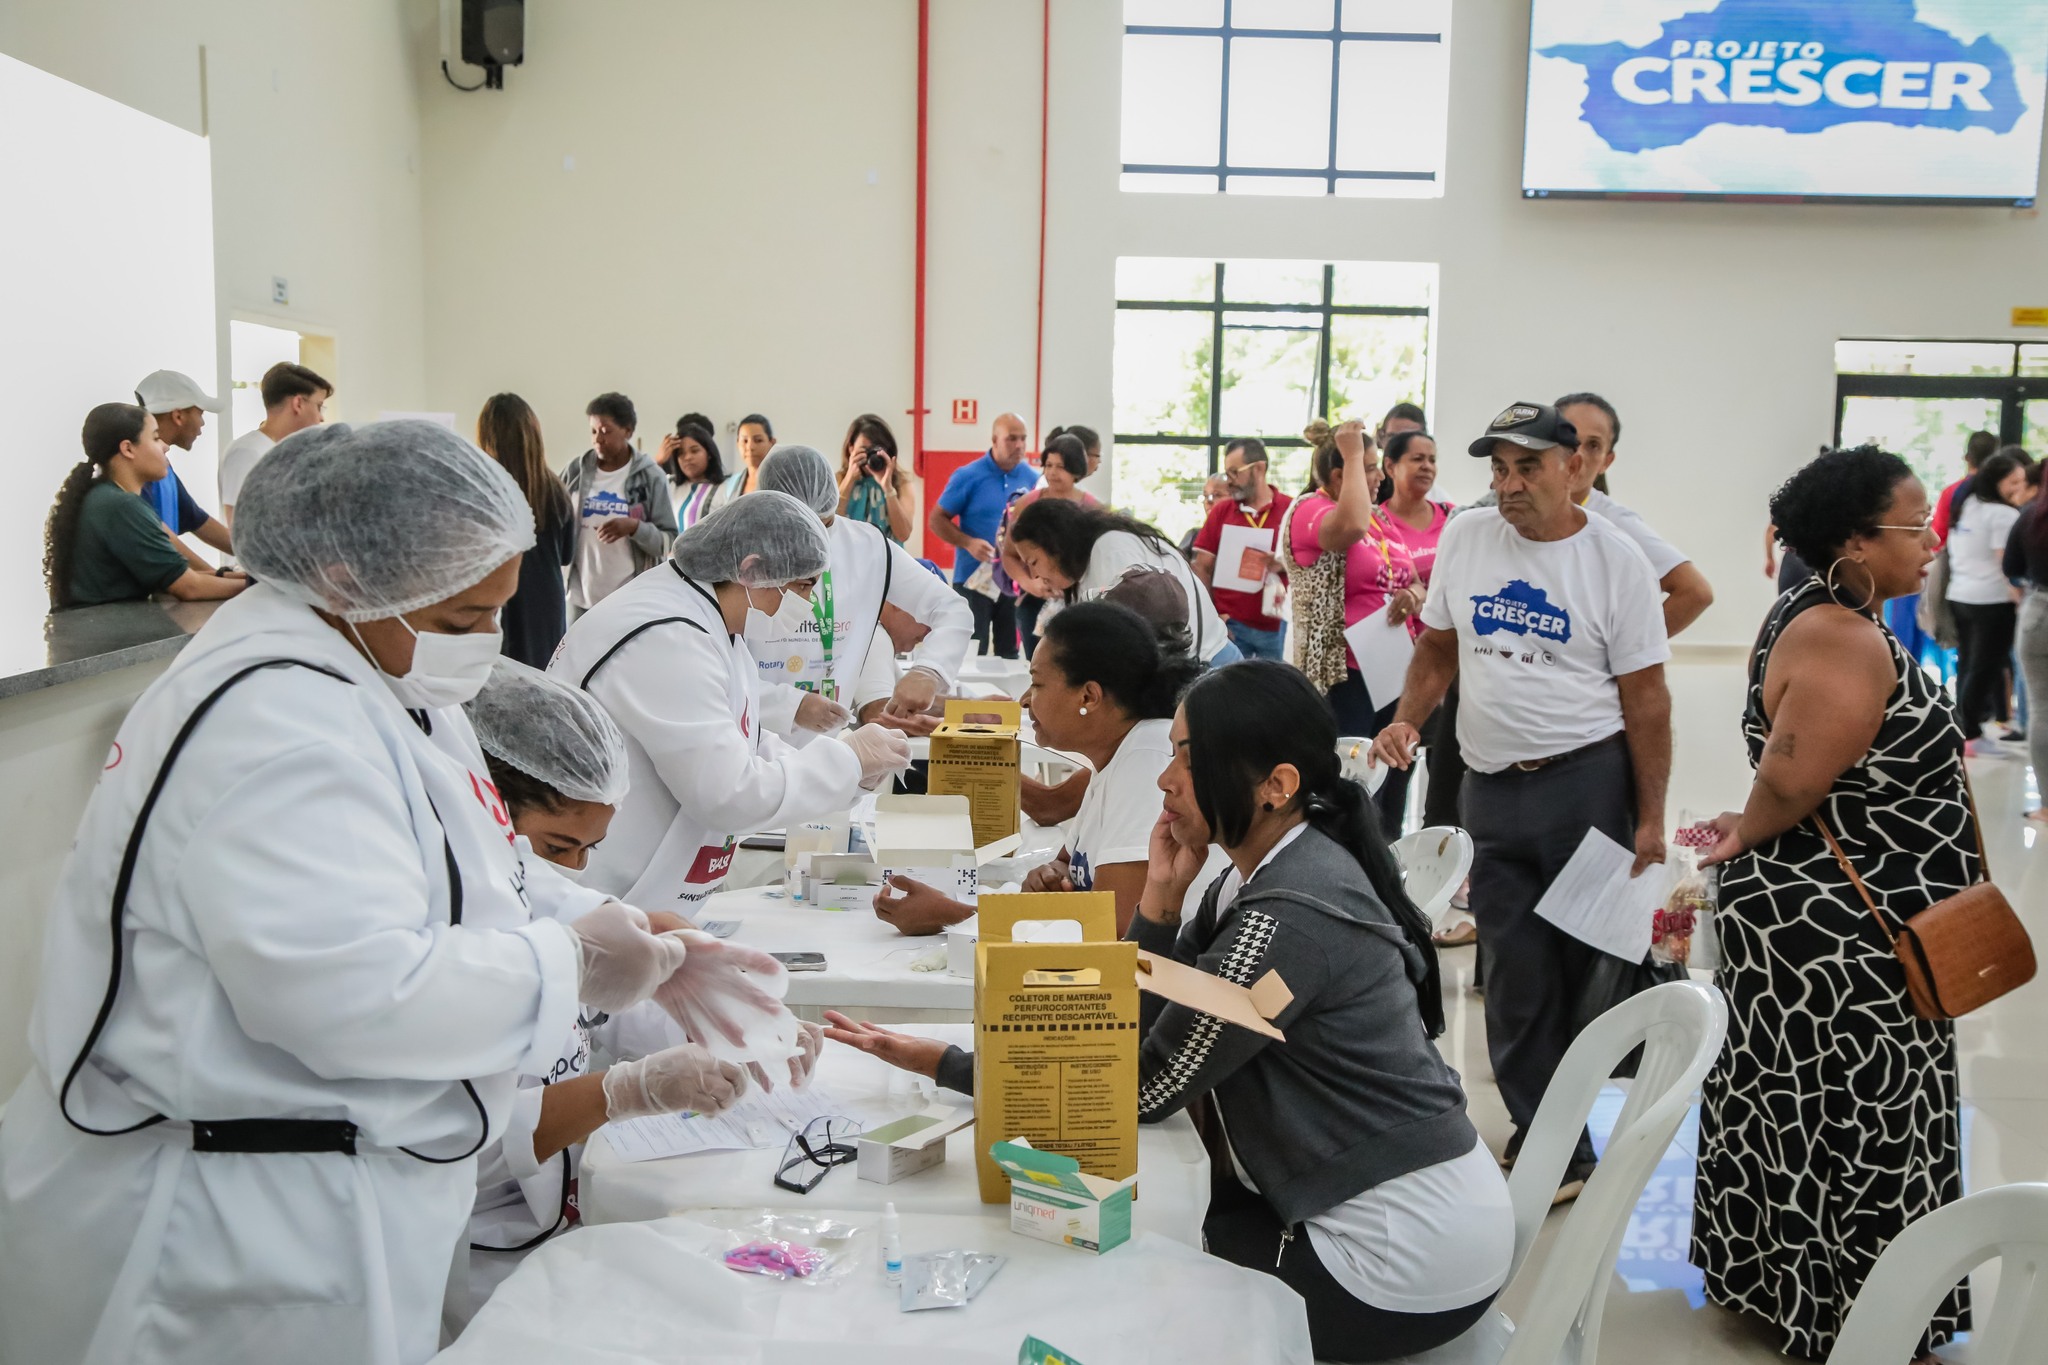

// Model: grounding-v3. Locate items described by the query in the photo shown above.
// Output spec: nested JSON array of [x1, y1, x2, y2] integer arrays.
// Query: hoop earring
[[1824, 556, 1878, 613]]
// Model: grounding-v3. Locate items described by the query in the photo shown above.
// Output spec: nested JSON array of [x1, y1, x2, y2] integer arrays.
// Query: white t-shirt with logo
[[217, 429, 276, 511], [1946, 496, 2020, 606], [1419, 507, 1669, 774], [1583, 488, 1687, 579], [1068, 719, 1173, 890], [1075, 530, 1232, 663], [571, 462, 638, 609]]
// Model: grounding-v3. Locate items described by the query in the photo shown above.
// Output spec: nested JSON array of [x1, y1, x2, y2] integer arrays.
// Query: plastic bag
[[900, 1251, 1006, 1311], [653, 930, 802, 1075], [1655, 825, 1723, 971], [704, 1210, 865, 1287]]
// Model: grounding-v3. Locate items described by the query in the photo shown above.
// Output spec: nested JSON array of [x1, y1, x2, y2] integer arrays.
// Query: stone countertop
[[0, 599, 222, 701]]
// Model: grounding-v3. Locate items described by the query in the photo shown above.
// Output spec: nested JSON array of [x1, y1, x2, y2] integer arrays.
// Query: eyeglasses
[[773, 1116, 863, 1194], [1873, 518, 1935, 534]]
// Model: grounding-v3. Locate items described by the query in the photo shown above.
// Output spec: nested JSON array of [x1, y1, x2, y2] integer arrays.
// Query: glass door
[[1837, 395, 2005, 493]]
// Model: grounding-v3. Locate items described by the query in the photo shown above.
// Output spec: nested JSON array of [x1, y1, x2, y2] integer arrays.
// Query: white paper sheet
[[1341, 610, 1417, 712], [1213, 523, 1276, 594], [1532, 828, 1667, 961], [601, 1084, 848, 1162]]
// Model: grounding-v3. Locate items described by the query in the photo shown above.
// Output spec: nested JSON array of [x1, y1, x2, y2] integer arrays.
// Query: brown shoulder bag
[[1812, 773, 2035, 1020]]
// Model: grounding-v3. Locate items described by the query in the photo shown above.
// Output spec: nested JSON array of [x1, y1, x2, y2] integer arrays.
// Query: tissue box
[[856, 1104, 973, 1184], [991, 1138, 1136, 1255]]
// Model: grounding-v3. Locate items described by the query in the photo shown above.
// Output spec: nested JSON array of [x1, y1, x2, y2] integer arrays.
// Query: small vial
[[880, 1201, 903, 1283]]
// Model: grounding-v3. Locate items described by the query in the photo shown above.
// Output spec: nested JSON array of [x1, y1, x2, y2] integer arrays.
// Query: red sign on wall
[[951, 398, 978, 425]]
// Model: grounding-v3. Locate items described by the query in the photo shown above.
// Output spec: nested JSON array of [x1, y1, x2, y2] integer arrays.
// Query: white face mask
[[356, 617, 503, 710], [742, 586, 814, 644]]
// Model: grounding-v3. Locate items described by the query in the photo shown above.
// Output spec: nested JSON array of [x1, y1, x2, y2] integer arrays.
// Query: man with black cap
[[1369, 401, 1672, 1202], [133, 369, 234, 568]]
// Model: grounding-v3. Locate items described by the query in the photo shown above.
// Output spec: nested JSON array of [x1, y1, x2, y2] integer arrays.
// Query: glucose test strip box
[[991, 1138, 1136, 1255], [927, 700, 1023, 848], [856, 1104, 973, 1185]]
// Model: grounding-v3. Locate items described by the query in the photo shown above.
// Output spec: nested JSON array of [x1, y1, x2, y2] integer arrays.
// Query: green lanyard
[[799, 569, 838, 701]]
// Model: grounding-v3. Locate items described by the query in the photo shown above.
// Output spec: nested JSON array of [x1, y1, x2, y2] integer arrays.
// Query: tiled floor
[[1430, 672, 2048, 1362]]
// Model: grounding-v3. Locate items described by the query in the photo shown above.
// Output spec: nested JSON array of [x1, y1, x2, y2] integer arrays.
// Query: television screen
[[1523, 0, 2048, 205]]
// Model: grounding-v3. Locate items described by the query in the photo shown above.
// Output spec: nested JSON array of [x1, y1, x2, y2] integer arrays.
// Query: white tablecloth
[[437, 1213, 1312, 1365], [583, 1024, 1212, 1250], [702, 883, 974, 1014]]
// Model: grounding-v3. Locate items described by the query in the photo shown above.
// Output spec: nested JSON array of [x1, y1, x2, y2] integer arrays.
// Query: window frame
[[1114, 259, 1432, 473], [1122, 1, 1446, 195]]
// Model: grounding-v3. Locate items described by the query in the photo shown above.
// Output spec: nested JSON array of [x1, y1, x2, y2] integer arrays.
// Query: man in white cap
[[134, 369, 234, 567]]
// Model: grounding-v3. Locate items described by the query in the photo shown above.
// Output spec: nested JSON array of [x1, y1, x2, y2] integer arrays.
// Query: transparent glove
[[840, 722, 913, 790], [652, 930, 799, 1071], [601, 1043, 747, 1120], [569, 902, 690, 1012], [789, 1019, 824, 1090], [795, 690, 852, 734], [885, 667, 942, 719]]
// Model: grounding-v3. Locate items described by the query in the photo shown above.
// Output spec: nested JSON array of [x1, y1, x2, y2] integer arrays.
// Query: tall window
[[1113, 256, 1435, 538], [1120, 0, 1451, 198], [1835, 339, 2048, 493]]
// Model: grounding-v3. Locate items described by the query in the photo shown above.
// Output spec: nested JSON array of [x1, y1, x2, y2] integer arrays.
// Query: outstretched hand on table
[[821, 1011, 947, 1079]]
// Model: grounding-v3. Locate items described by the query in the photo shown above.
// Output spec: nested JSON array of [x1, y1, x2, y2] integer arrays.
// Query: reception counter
[[0, 598, 221, 1099]]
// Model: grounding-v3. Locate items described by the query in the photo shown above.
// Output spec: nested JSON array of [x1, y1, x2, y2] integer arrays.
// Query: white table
[[582, 1024, 1213, 1250], [700, 882, 973, 1017], [440, 1212, 1314, 1365]]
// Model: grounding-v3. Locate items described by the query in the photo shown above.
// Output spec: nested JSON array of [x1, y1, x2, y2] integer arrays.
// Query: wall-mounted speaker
[[459, 0, 524, 88]]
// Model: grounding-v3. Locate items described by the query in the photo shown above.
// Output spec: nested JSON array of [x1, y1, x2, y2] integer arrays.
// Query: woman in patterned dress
[[1693, 446, 1970, 1361]]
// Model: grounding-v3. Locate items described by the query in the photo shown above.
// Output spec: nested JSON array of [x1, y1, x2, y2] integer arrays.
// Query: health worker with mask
[[0, 420, 694, 1365], [449, 658, 805, 1337], [551, 490, 913, 909], [749, 444, 973, 739]]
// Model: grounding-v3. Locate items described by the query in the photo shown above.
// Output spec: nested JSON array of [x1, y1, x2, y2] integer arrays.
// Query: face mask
[[743, 587, 814, 644], [356, 617, 503, 710]]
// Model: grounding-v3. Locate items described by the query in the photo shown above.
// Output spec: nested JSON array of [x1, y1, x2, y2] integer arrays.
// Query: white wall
[[0, 0, 433, 487]]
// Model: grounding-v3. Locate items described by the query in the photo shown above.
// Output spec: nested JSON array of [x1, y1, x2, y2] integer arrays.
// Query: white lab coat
[[0, 585, 584, 1365], [444, 836, 614, 1340], [550, 561, 866, 908], [751, 515, 972, 736]]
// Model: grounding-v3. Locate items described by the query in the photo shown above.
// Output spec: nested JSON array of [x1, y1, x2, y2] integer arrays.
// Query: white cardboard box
[[855, 1104, 973, 1185], [873, 795, 1021, 903]]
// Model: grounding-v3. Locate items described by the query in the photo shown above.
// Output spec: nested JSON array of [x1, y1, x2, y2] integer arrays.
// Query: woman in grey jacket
[[829, 661, 1513, 1361]]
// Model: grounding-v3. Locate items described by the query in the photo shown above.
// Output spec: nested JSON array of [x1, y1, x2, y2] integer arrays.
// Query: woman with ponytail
[[829, 660, 1511, 1361], [46, 403, 247, 610], [871, 599, 1209, 937]]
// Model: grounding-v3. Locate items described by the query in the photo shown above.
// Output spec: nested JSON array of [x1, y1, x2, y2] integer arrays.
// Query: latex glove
[[651, 929, 793, 1056], [789, 1020, 824, 1089], [570, 902, 690, 1012], [885, 666, 942, 719], [840, 722, 913, 789], [601, 1043, 747, 1120], [795, 690, 852, 734]]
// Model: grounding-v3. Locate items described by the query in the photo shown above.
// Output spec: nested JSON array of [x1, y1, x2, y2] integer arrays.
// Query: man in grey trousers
[[1371, 402, 1672, 1201]]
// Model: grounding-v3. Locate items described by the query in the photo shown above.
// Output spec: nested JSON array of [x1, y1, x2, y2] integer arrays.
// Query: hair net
[[756, 444, 836, 517], [236, 420, 537, 622], [465, 658, 630, 806], [671, 489, 829, 587]]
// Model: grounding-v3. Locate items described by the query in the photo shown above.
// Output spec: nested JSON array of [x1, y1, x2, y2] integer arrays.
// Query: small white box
[[855, 1105, 972, 1184]]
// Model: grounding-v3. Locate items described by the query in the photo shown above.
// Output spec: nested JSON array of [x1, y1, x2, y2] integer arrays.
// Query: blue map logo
[[1540, 0, 2024, 153], [1471, 581, 1572, 645]]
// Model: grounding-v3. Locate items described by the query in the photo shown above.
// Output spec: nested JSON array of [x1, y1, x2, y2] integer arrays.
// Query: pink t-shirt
[[1374, 501, 1452, 637], [1290, 492, 1417, 668]]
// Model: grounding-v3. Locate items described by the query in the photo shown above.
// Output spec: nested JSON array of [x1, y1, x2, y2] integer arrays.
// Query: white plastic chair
[[1391, 826, 1474, 932], [1021, 741, 1082, 786], [1337, 736, 1389, 795], [1385, 979, 1729, 1365], [1828, 1182, 2048, 1365]]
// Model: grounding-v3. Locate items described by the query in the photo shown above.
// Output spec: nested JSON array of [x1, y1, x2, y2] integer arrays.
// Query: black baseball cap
[[1468, 402, 1580, 458]]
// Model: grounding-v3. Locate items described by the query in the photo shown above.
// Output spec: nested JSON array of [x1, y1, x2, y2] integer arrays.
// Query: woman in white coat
[[550, 491, 912, 911], [0, 421, 694, 1365], [749, 444, 973, 738]]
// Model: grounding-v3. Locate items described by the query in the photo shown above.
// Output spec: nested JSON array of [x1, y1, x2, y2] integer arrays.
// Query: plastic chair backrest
[[1336, 737, 1389, 795], [1391, 826, 1473, 931], [1829, 1183, 2048, 1365], [1498, 980, 1728, 1365], [1019, 741, 1080, 785]]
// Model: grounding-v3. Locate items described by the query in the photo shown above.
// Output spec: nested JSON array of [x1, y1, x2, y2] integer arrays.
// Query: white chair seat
[[1336, 736, 1389, 795], [1391, 826, 1474, 931]]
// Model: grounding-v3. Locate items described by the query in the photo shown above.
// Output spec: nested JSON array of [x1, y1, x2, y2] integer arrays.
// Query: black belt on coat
[[190, 1118, 359, 1155]]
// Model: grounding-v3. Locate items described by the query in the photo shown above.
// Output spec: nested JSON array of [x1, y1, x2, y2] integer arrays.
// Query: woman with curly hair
[[1692, 446, 1970, 1362]]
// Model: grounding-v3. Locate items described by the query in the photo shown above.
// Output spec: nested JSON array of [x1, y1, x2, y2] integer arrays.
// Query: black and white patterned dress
[[1692, 578, 1972, 1359]]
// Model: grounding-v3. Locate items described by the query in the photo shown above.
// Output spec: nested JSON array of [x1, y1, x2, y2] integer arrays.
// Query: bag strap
[[1809, 811, 1905, 946]]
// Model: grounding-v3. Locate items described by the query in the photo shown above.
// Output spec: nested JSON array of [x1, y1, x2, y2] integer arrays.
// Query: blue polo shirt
[[142, 467, 210, 536], [936, 451, 1040, 583]]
